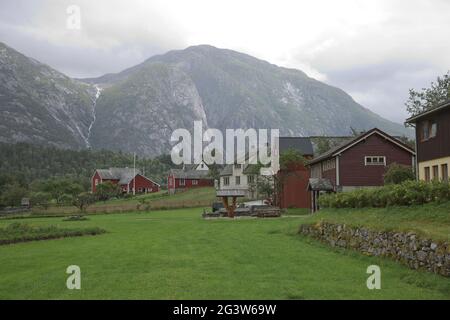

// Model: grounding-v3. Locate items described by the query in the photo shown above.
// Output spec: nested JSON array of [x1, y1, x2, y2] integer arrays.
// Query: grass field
[[301, 201, 450, 242], [15, 187, 219, 217], [0, 208, 448, 299]]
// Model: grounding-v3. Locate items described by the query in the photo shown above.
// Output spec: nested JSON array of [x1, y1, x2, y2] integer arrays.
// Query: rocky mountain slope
[[0, 42, 95, 149], [0, 42, 410, 156]]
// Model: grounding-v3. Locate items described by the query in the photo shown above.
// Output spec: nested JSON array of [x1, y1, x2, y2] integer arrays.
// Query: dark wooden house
[[406, 100, 450, 182], [307, 128, 416, 192]]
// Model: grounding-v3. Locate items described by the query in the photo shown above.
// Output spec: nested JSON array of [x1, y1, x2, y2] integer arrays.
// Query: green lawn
[[0, 208, 448, 299], [302, 201, 450, 242]]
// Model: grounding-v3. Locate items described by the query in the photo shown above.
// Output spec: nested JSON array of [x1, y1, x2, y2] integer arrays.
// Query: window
[[235, 176, 240, 185], [179, 179, 185, 186], [234, 164, 242, 170], [138, 188, 143, 192], [192, 179, 198, 185], [223, 177, 230, 186], [322, 159, 335, 171], [248, 175, 255, 183], [442, 164, 448, 182], [424, 167, 431, 182], [421, 120, 437, 141], [94, 179, 99, 186], [432, 165, 439, 181], [365, 156, 386, 166]]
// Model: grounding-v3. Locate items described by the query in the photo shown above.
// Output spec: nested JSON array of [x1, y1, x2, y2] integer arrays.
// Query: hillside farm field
[[0, 208, 449, 299]]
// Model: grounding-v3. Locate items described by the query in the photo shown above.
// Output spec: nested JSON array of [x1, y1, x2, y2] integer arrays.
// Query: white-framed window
[[234, 164, 242, 170], [365, 156, 386, 166], [192, 179, 198, 185], [248, 175, 255, 184], [235, 176, 240, 185], [223, 177, 230, 186], [94, 179, 99, 186], [179, 178, 185, 186]]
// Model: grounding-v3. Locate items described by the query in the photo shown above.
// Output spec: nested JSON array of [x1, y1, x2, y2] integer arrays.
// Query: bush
[[29, 192, 52, 209], [384, 163, 415, 185], [319, 180, 450, 208]]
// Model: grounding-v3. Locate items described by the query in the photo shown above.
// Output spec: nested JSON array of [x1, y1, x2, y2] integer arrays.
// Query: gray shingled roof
[[96, 167, 146, 185], [279, 137, 314, 155], [307, 178, 334, 191], [170, 168, 213, 180]]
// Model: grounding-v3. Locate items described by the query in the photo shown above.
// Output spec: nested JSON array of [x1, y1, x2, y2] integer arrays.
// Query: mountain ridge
[[0, 41, 411, 156]]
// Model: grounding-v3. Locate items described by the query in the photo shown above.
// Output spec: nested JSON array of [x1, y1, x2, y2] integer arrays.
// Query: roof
[[218, 137, 313, 176], [405, 100, 450, 123], [307, 178, 334, 191], [95, 168, 160, 186], [306, 128, 415, 166], [279, 137, 314, 155], [170, 168, 213, 180]]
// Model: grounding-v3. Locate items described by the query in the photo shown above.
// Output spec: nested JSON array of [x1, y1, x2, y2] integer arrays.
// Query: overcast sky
[[1, 0, 449, 123]]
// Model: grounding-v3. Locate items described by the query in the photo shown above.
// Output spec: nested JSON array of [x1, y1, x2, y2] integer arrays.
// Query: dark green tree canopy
[[406, 71, 450, 116]]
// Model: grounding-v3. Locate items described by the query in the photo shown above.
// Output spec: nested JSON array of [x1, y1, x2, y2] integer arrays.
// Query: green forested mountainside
[[0, 142, 173, 188]]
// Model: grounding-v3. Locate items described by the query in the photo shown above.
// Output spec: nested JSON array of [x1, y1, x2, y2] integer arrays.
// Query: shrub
[[29, 192, 52, 209], [319, 180, 450, 208], [384, 163, 415, 185]]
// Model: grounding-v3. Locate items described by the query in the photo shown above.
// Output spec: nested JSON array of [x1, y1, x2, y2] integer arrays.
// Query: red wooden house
[[167, 161, 214, 194], [277, 137, 314, 209], [91, 168, 160, 194], [308, 128, 416, 192]]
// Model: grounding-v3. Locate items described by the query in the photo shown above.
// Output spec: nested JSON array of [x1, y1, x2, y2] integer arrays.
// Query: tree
[[37, 178, 83, 204], [95, 181, 120, 202], [406, 71, 450, 117], [1, 183, 27, 207], [384, 163, 415, 185], [316, 137, 331, 155], [72, 192, 96, 213], [29, 192, 52, 209]]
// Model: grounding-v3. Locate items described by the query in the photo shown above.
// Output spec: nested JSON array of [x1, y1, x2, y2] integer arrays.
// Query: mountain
[[0, 42, 411, 156], [0, 42, 96, 149]]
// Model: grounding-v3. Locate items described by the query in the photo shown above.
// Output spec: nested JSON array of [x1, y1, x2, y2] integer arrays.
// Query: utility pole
[[133, 152, 136, 196]]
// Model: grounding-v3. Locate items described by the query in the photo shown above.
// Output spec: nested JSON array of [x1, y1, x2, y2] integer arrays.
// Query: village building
[[276, 137, 314, 209], [218, 137, 314, 207], [307, 128, 416, 192], [406, 100, 450, 182], [167, 161, 214, 194], [91, 167, 160, 194]]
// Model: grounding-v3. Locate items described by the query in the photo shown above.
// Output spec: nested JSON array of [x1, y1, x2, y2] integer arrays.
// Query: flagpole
[[133, 152, 136, 196]]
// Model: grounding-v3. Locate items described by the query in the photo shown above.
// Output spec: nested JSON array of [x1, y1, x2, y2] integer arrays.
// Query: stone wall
[[299, 222, 450, 277]]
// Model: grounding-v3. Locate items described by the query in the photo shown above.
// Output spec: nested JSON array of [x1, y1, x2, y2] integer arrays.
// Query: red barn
[[277, 137, 314, 209], [91, 168, 160, 194], [308, 128, 416, 192], [167, 162, 214, 194]]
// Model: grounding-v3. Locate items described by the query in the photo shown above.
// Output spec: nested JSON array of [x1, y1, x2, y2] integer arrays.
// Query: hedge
[[319, 180, 450, 208]]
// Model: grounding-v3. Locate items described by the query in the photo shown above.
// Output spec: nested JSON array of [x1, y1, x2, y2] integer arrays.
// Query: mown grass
[[9, 187, 219, 218], [301, 201, 450, 242], [0, 208, 448, 299], [0, 222, 106, 245]]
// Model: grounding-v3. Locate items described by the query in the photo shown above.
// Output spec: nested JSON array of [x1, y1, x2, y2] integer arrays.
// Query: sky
[[0, 0, 449, 124]]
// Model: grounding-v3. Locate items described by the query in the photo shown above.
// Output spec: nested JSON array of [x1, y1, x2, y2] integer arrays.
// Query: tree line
[[0, 143, 175, 208]]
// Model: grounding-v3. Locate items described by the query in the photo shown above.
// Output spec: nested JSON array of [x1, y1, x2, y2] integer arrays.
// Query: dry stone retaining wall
[[299, 222, 450, 277]]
